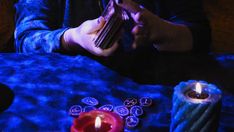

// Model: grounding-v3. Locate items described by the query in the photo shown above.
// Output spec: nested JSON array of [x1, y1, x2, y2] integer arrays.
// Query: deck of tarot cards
[[94, 0, 129, 49]]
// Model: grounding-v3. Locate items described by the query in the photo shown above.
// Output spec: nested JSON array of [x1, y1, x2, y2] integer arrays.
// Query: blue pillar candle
[[170, 80, 222, 132]]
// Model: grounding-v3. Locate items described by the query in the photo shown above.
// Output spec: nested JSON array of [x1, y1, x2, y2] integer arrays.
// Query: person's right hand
[[62, 17, 118, 56]]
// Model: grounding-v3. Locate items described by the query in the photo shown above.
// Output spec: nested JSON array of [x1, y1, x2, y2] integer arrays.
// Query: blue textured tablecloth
[[0, 53, 233, 131]]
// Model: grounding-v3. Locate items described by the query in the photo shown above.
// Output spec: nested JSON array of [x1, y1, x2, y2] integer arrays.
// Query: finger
[[131, 25, 144, 35], [131, 11, 145, 24], [132, 35, 147, 49], [115, 0, 141, 14], [83, 17, 105, 34], [102, 42, 119, 57]]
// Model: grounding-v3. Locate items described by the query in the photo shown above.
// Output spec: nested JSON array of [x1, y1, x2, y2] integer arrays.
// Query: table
[[0, 53, 233, 131]]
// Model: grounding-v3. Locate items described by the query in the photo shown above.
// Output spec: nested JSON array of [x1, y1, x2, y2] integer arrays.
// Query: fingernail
[[117, 0, 123, 4], [97, 17, 101, 24], [139, 5, 145, 9]]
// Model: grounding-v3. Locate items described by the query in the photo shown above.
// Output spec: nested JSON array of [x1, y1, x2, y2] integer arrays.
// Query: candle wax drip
[[84, 122, 112, 132], [187, 90, 209, 99]]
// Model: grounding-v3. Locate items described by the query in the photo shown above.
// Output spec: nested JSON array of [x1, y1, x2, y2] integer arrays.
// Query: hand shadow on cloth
[[0, 83, 15, 113], [95, 47, 233, 93]]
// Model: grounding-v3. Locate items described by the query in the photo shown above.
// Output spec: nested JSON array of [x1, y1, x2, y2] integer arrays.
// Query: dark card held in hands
[[94, 0, 129, 49]]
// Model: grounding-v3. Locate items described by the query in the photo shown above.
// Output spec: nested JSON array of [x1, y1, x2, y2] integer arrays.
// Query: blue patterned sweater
[[15, 0, 211, 53]]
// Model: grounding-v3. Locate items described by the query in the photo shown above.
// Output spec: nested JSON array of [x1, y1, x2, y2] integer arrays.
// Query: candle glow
[[195, 83, 202, 94], [95, 116, 101, 130], [71, 110, 123, 132]]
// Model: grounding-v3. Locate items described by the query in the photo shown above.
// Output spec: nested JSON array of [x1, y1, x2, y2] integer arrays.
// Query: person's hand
[[116, 0, 163, 49], [116, 0, 193, 52], [62, 17, 118, 56]]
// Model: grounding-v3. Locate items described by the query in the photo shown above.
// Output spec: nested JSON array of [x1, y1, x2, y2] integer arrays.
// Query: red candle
[[71, 110, 124, 132]]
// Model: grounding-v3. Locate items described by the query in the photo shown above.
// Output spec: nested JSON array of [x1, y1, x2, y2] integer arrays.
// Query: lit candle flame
[[195, 83, 202, 94], [95, 116, 101, 130]]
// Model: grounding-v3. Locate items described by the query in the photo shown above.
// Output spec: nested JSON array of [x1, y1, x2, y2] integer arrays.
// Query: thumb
[[115, 0, 141, 14], [84, 17, 105, 34]]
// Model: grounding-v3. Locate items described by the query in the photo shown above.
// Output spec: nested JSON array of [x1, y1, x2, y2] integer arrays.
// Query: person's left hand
[[116, 0, 163, 49]]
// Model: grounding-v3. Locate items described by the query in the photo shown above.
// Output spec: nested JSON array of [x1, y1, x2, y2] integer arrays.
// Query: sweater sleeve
[[15, 0, 68, 53], [165, 0, 211, 53]]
